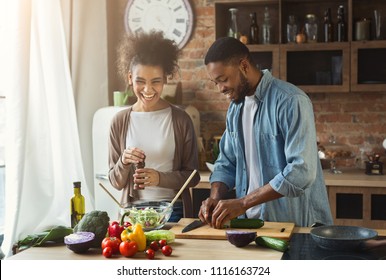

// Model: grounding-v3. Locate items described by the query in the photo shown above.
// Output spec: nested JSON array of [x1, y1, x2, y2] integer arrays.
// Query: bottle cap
[[73, 181, 81, 188]]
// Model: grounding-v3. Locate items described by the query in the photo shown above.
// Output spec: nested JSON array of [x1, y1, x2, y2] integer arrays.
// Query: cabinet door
[[350, 41, 386, 92], [280, 42, 350, 93]]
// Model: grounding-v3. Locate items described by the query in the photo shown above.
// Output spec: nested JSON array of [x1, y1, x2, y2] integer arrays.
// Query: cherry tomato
[[145, 248, 155, 259], [101, 237, 121, 254], [161, 245, 172, 256], [149, 241, 159, 251], [119, 240, 138, 257], [102, 246, 113, 258], [158, 239, 167, 248]]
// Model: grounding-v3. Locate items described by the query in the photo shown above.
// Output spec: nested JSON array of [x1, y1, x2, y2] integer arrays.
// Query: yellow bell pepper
[[128, 224, 146, 251], [120, 226, 132, 242]]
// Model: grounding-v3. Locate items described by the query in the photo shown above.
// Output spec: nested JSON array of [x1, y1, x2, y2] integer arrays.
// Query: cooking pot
[[310, 225, 386, 251]]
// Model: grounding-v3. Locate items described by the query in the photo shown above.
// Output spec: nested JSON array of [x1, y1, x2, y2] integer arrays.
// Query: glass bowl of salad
[[120, 201, 173, 231]]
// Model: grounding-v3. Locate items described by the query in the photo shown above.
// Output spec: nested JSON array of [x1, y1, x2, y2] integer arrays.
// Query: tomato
[[119, 240, 138, 257], [101, 237, 121, 254], [149, 241, 159, 251], [161, 245, 172, 256], [102, 247, 113, 258], [145, 248, 155, 259], [158, 239, 167, 248]]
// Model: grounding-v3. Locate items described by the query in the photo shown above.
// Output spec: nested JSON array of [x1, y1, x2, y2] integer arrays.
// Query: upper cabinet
[[214, 0, 386, 93]]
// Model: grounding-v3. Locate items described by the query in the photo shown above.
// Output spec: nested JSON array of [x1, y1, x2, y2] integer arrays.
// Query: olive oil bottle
[[70, 181, 85, 228]]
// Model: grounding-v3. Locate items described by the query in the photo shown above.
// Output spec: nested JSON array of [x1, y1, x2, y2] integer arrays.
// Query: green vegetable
[[255, 236, 289, 252], [16, 225, 73, 252], [144, 230, 175, 245], [124, 207, 165, 229], [73, 210, 110, 248], [227, 218, 264, 229]]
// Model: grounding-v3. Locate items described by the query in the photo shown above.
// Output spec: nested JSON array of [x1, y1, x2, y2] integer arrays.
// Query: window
[[0, 1, 6, 245]]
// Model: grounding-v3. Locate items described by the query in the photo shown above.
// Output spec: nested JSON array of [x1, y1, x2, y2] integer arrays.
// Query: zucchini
[[255, 236, 289, 252], [227, 218, 265, 229]]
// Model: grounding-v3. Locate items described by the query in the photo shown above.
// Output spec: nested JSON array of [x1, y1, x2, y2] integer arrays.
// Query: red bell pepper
[[108, 220, 131, 238], [108, 221, 124, 238]]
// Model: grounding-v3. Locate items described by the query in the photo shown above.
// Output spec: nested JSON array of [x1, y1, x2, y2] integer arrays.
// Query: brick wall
[[177, 0, 386, 167]]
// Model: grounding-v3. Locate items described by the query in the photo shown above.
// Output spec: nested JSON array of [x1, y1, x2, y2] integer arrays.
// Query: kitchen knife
[[181, 220, 205, 233], [181, 218, 265, 233]]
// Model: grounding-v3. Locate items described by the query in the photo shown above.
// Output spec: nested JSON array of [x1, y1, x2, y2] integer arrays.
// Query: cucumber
[[228, 218, 264, 229], [144, 230, 175, 245], [255, 236, 289, 252]]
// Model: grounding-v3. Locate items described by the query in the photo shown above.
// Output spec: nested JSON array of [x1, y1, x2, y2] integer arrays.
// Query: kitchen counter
[[6, 227, 386, 260], [196, 168, 386, 188], [193, 169, 386, 228]]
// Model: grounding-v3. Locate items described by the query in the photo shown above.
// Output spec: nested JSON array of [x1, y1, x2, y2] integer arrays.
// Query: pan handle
[[360, 238, 386, 251]]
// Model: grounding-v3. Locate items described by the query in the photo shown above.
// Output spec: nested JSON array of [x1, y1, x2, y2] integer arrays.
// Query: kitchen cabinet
[[214, 0, 386, 93]]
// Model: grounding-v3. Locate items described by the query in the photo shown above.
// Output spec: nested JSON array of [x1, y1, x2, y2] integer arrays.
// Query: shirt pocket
[[259, 133, 285, 168]]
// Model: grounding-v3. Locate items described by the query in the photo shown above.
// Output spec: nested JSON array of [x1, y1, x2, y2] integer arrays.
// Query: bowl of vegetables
[[120, 201, 173, 231]]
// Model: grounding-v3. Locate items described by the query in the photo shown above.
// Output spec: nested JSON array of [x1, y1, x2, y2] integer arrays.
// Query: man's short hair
[[204, 37, 250, 65]]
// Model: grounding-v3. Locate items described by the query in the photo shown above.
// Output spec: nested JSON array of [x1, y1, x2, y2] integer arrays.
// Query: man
[[199, 37, 333, 228]]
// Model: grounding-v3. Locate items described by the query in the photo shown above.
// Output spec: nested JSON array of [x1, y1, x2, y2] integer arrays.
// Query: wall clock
[[124, 0, 194, 49]]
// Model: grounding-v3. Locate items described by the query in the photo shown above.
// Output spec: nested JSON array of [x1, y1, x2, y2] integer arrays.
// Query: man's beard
[[233, 71, 253, 104]]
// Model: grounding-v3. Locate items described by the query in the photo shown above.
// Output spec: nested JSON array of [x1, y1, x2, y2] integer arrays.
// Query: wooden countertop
[[7, 227, 385, 260], [196, 169, 386, 188]]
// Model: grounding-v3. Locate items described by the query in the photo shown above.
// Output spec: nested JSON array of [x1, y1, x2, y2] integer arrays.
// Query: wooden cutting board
[[170, 218, 295, 240]]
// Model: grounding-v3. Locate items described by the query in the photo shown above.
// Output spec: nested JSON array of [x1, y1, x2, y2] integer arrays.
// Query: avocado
[[64, 232, 95, 253], [226, 231, 257, 247]]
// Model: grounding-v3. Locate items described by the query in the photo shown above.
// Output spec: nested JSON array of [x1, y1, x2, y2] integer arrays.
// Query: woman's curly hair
[[116, 31, 180, 84]]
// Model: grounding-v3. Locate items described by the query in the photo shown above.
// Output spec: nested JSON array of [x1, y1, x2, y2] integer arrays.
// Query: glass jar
[[305, 14, 318, 43], [228, 8, 239, 39], [261, 6, 273, 44], [286, 15, 298, 43]]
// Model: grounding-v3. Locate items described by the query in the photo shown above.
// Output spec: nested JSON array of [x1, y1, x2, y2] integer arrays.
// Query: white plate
[[383, 138, 386, 150], [205, 162, 214, 172]]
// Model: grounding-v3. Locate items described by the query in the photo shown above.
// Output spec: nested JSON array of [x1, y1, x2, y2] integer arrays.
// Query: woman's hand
[[133, 168, 160, 189], [121, 147, 145, 165]]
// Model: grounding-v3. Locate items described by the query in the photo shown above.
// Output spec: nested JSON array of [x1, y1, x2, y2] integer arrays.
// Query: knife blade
[[181, 220, 205, 233], [181, 218, 265, 233]]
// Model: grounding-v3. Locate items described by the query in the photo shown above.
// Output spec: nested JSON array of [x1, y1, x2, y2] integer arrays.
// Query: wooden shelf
[[214, 0, 386, 93]]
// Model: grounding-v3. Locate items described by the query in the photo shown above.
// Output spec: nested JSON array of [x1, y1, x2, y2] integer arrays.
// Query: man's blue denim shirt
[[210, 70, 333, 227]]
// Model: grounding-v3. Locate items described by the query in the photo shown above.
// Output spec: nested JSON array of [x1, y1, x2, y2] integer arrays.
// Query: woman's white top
[[126, 107, 176, 201]]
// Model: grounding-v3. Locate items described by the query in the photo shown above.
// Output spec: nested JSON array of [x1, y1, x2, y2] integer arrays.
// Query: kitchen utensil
[[158, 169, 197, 223], [181, 218, 266, 233], [182, 220, 205, 233], [319, 136, 354, 174], [310, 225, 386, 251], [171, 218, 295, 240], [98, 182, 123, 208]]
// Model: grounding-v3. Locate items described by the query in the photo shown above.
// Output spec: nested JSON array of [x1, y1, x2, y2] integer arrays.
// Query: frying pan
[[310, 225, 386, 251]]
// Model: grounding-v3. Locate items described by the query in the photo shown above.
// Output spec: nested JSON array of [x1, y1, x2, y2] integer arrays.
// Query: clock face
[[124, 0, 194, 49]]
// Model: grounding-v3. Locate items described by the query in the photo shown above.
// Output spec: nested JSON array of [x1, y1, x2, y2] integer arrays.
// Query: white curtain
[[1, 0, 95, 258]]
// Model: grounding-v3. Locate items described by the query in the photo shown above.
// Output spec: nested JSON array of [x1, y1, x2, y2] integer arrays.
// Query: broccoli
[[74, 210, 110, 248]]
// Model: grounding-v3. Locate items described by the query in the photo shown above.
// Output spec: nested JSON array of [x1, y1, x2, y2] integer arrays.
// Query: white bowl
[[206, 162, 215, 172]]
